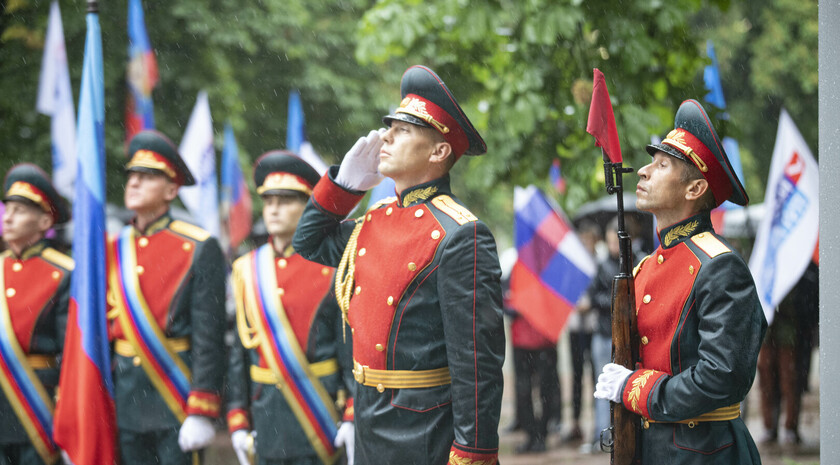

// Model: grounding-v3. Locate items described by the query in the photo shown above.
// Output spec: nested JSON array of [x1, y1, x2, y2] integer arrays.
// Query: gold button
[[407, 262, 417, 271], [643, 419, 650, 429], [377, 384, 385, 393], [5, 288, 15, 298], [277, 288, 285, 296], [322, 267, 330, 276], [641, 336, 649, 345], [386, 207, 393, 215], [138, 237, 149, 247], [136, 265, 144, 275], [182, 242, 192, 251], [366, 214, 372, 222], [696, 233, 705, 238], [414, 209, 424, 218], [133, 356, 142, 366], [431, 230, 441, 240], [387, 296, 394, 306], [355, 286, 361, 295], [358, 248, 366, 257], [689, 265, 695, 275], [657, 254, 664, 264], [52, 271, 60, 280], [375, 344, 384, 352], [277, 259, 288, 269], [642, 294, 651, 304], [351, 328, 355, 334], [12, 263, 22, 272]]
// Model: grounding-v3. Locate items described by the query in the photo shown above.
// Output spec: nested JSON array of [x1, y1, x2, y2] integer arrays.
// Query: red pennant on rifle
[[586, 68, 622, 163]]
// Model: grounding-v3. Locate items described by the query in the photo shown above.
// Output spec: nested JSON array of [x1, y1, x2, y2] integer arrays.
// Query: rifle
[[585, 68, 641, 465], [598, 160, 642, 465]]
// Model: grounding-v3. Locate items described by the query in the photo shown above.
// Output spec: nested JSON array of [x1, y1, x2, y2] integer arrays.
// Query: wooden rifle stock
[[609, 242, 641, 464]]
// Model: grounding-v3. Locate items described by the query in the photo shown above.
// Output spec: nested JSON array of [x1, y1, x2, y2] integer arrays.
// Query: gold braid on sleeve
[[335, 218, 364, 341]]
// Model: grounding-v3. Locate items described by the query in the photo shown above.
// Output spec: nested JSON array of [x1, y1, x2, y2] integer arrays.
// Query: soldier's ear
[[684, 178, 709, 202], [163, 181, 179, 202], [429, 141, 453, 166], [37, 211, 54, 234]]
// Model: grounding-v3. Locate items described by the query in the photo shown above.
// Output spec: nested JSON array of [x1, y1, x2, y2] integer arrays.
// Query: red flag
[[586, 68, 622, 163]]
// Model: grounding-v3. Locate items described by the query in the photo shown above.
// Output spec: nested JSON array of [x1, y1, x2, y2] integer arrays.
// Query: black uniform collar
[[657, 212, 714, 249], [12, 239, 49, 260], [131, 210, 172, 236], [396, 175, 452, 208]]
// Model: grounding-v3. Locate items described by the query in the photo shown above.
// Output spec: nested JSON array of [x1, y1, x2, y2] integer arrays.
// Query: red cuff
[[448, 443, 497, 465], [622, 369, 667, 419], [226, 408, 250, 434], [312, 173, 364, 217], [186, 390, 221, 418], [342, 397, 354, 422]]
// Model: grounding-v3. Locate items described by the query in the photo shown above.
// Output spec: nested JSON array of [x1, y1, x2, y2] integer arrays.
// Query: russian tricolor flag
[[53, 8, 118, 465], [509, 186, 596, 343], [125, 0, 158, 144], [221, 123, 253, 253]]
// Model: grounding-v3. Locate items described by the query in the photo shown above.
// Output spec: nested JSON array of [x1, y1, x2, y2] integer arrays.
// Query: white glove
[[594, 362, 633, 403], [335, 130, 385, 191], [334, 422, 355, 465], [231, 429, 255, 465], [178, 415, 216, 452]]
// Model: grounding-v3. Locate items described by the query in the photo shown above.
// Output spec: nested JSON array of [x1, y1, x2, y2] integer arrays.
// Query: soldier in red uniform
[[292, 65, 505, 465], [107, 131, 227, 465], [0, 164, 72, 465], [226, 151, 353, 465], [594, 100, 767, 464]]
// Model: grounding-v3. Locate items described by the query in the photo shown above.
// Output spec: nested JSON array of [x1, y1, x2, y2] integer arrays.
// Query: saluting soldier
[[107, 130, 226, 465], [292, 65, 505, 465], [226, 151, 354, 465], [594, 100, 767, 463], [0, 164, 72, 465]]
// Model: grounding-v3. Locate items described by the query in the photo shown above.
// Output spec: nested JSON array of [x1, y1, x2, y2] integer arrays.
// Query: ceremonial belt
[[645, 403, 741, 428], [115, 338, 191, 357], [353, 359, 451, 390], [0, 260, 58, 464], [250, 359, 338, 385], [235, 245, 339, 465], [26, 354, 58, 370], [111, 226, 192, 422]]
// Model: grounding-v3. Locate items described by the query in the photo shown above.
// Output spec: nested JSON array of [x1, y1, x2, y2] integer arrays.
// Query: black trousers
[[568, 330, 594, 422], [513, 347, 561, 442]]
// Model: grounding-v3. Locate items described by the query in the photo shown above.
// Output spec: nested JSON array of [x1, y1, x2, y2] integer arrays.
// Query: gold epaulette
[[690, 232, 730, 258], [367, 196, 397, 212], [169, 220, 211, 242], [41, 248, 75, 271], [431, 195, 477, 225], [633, 255, 650, 278]]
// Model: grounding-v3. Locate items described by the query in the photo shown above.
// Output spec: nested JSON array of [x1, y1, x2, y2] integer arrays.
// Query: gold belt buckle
[[353, 363, 366, 384]]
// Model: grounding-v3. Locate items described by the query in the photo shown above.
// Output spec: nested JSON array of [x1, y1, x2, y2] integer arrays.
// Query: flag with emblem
[[509, 185, 596, 342], [53, 6, 118, 464], [37, 1, 76, 200], [220, 122, 252, 252], [125, 0, 158, 144], [287, 90, 328, 175], [749, 110, 819, 324]]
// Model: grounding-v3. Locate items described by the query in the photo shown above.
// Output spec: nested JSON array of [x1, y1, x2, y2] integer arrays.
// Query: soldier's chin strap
[[335, 218, 364, 342]]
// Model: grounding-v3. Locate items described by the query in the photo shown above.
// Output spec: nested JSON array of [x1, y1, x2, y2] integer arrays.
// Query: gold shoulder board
[[367, 196, 397, 212], [170, 220, 211, 242], [690, 232, 730, 258], [633, 255, 650, 278], [42, 248, 75, 271], [431, 195, 477, 225]]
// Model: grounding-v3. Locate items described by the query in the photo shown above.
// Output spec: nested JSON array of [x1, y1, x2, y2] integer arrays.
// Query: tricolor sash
[[237, 245, 339, 464], [110, 226, 191, 421], [0, 259, 59, 464]]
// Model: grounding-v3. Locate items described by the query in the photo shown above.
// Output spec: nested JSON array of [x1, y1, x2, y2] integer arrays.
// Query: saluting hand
[[336, 129, 386, 191]]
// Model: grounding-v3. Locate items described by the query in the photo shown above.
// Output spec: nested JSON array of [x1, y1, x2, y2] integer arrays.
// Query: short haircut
[[676, 158, 716, 212]]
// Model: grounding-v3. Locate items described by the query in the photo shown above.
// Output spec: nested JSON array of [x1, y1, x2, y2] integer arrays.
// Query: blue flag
[[286, 90, 328, 174], [53, 9, 118, 465], [703, 40, 727, 112]]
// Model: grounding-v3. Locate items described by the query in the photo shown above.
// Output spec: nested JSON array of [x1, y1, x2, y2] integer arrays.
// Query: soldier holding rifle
[[593, 99, 767, 464]]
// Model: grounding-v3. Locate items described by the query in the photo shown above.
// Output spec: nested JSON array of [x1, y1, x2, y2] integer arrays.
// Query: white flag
[[299, 141, 328, 175], [37, 1, 76, 200], [178, 91, 220, 237], [749, 110, 818, 324]]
